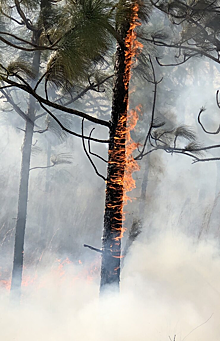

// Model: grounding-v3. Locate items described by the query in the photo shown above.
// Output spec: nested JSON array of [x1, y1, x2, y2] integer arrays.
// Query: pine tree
[[0, 0, 202, 294]]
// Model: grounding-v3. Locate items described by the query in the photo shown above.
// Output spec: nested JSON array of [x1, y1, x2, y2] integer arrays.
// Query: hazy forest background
[[1, 0, 220, 340]]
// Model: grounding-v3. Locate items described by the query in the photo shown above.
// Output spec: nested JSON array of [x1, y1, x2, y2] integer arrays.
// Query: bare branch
[[0, 35, 57, 52], [198, 107, 220, 134], [0, 31, 57, 50], [63, 74, 114, 106], [34, 70, 49, 91], [33, 127, 48, 134], [84, 244, 103, 253], [2, 76, 111, 128], [88, 128, 108, 163], [35, 112, 47, 121], [192, 156, 220, 163], [81, 118, 106, 181], [156, 55, 193, 67], [39, 102, 109, 143], [17, 127, 25, 132], [0, 85, 14, 90], [29, 164, 55, 171], [141, 37, 220, 64], [135, 56, 160, 160], [216, 89, 220, 109], [14, 0, 37, 32], [136, 142, 220, 164], [0, 9, 24, 25]]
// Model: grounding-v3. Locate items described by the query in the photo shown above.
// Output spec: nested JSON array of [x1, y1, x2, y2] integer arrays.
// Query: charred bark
[[100, 6, 134, 291]]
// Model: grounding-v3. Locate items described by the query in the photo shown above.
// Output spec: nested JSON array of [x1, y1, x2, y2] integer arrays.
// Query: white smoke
[[1, 231, 220, 341]]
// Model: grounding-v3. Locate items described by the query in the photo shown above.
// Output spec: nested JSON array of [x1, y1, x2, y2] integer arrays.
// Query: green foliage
[[174, 125, 196, 141], [45, 0, 152, 88], [39, 0, 63, 33], [47, 0, 115, 87], [7, 59, 37, 79]]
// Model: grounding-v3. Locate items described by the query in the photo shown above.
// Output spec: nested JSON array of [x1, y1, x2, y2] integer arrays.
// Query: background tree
[[0, 0, 110, 296]]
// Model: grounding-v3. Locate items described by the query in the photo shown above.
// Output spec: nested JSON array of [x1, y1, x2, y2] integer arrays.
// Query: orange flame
[[123, 104, 142, 206], [0, 258, 100, 293], [124, 3, 143, 91], [113, 3, 142, 242]]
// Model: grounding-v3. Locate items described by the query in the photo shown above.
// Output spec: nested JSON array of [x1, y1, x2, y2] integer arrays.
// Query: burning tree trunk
[[100, 3, 140, 291]]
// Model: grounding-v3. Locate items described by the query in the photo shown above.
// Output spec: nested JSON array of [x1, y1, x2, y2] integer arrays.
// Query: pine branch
[[1, 76, 111, 128], [39, 102, 109, 143]]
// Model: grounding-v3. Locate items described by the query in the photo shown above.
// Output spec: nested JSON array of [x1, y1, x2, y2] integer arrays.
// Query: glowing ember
[[0, 279, 11, 291]]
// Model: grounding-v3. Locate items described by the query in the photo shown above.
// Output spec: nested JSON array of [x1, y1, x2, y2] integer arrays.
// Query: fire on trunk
[[100, 2, 142, 291]]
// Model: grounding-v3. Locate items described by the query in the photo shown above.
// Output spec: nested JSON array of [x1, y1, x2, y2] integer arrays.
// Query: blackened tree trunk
[[100, 3, 137, 291], [11, 46, 41, 295]]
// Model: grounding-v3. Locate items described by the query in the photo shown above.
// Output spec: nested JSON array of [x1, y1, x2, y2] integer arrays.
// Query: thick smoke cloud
[[1, 232, 220, 341]]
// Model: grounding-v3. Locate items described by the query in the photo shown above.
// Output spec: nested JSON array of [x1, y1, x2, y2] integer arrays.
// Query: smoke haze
[[1, 232, 220, 340], [1, 17, 220, 341]]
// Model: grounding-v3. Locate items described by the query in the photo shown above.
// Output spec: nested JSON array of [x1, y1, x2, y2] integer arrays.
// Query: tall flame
[[122, 3, 143, 238], [111, 3, 143, 244]]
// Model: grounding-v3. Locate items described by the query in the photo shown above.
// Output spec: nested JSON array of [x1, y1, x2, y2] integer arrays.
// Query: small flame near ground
[[0, 258, 100, 293]]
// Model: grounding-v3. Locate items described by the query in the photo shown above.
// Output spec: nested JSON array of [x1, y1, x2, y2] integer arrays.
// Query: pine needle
[[175, 125, 196, 141]]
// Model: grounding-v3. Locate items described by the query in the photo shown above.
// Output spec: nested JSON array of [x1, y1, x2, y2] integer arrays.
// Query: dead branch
[[156, 55, 193, 67], [14, 0, 37, 32], [84, 244, 103, 253], [29, 164, 55, 171], [39, 102, 109, 143], [33, 127, 49, 134], [140, 37, 220, 64], [81, 119, 106, 181], [136, 56, 161, 160], [1, 75, 111, 128], [63, 74, 114, 106], [0, 31, 56, 50], [198, 107, 220, 134], [88, 128, 108, 163]]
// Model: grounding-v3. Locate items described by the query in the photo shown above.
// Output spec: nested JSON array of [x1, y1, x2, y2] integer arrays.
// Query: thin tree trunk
[[100, 4, 136, 291], [40, 141, 51, 237], [11, 120, 34, 293], [11, 46, 41, 296]]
